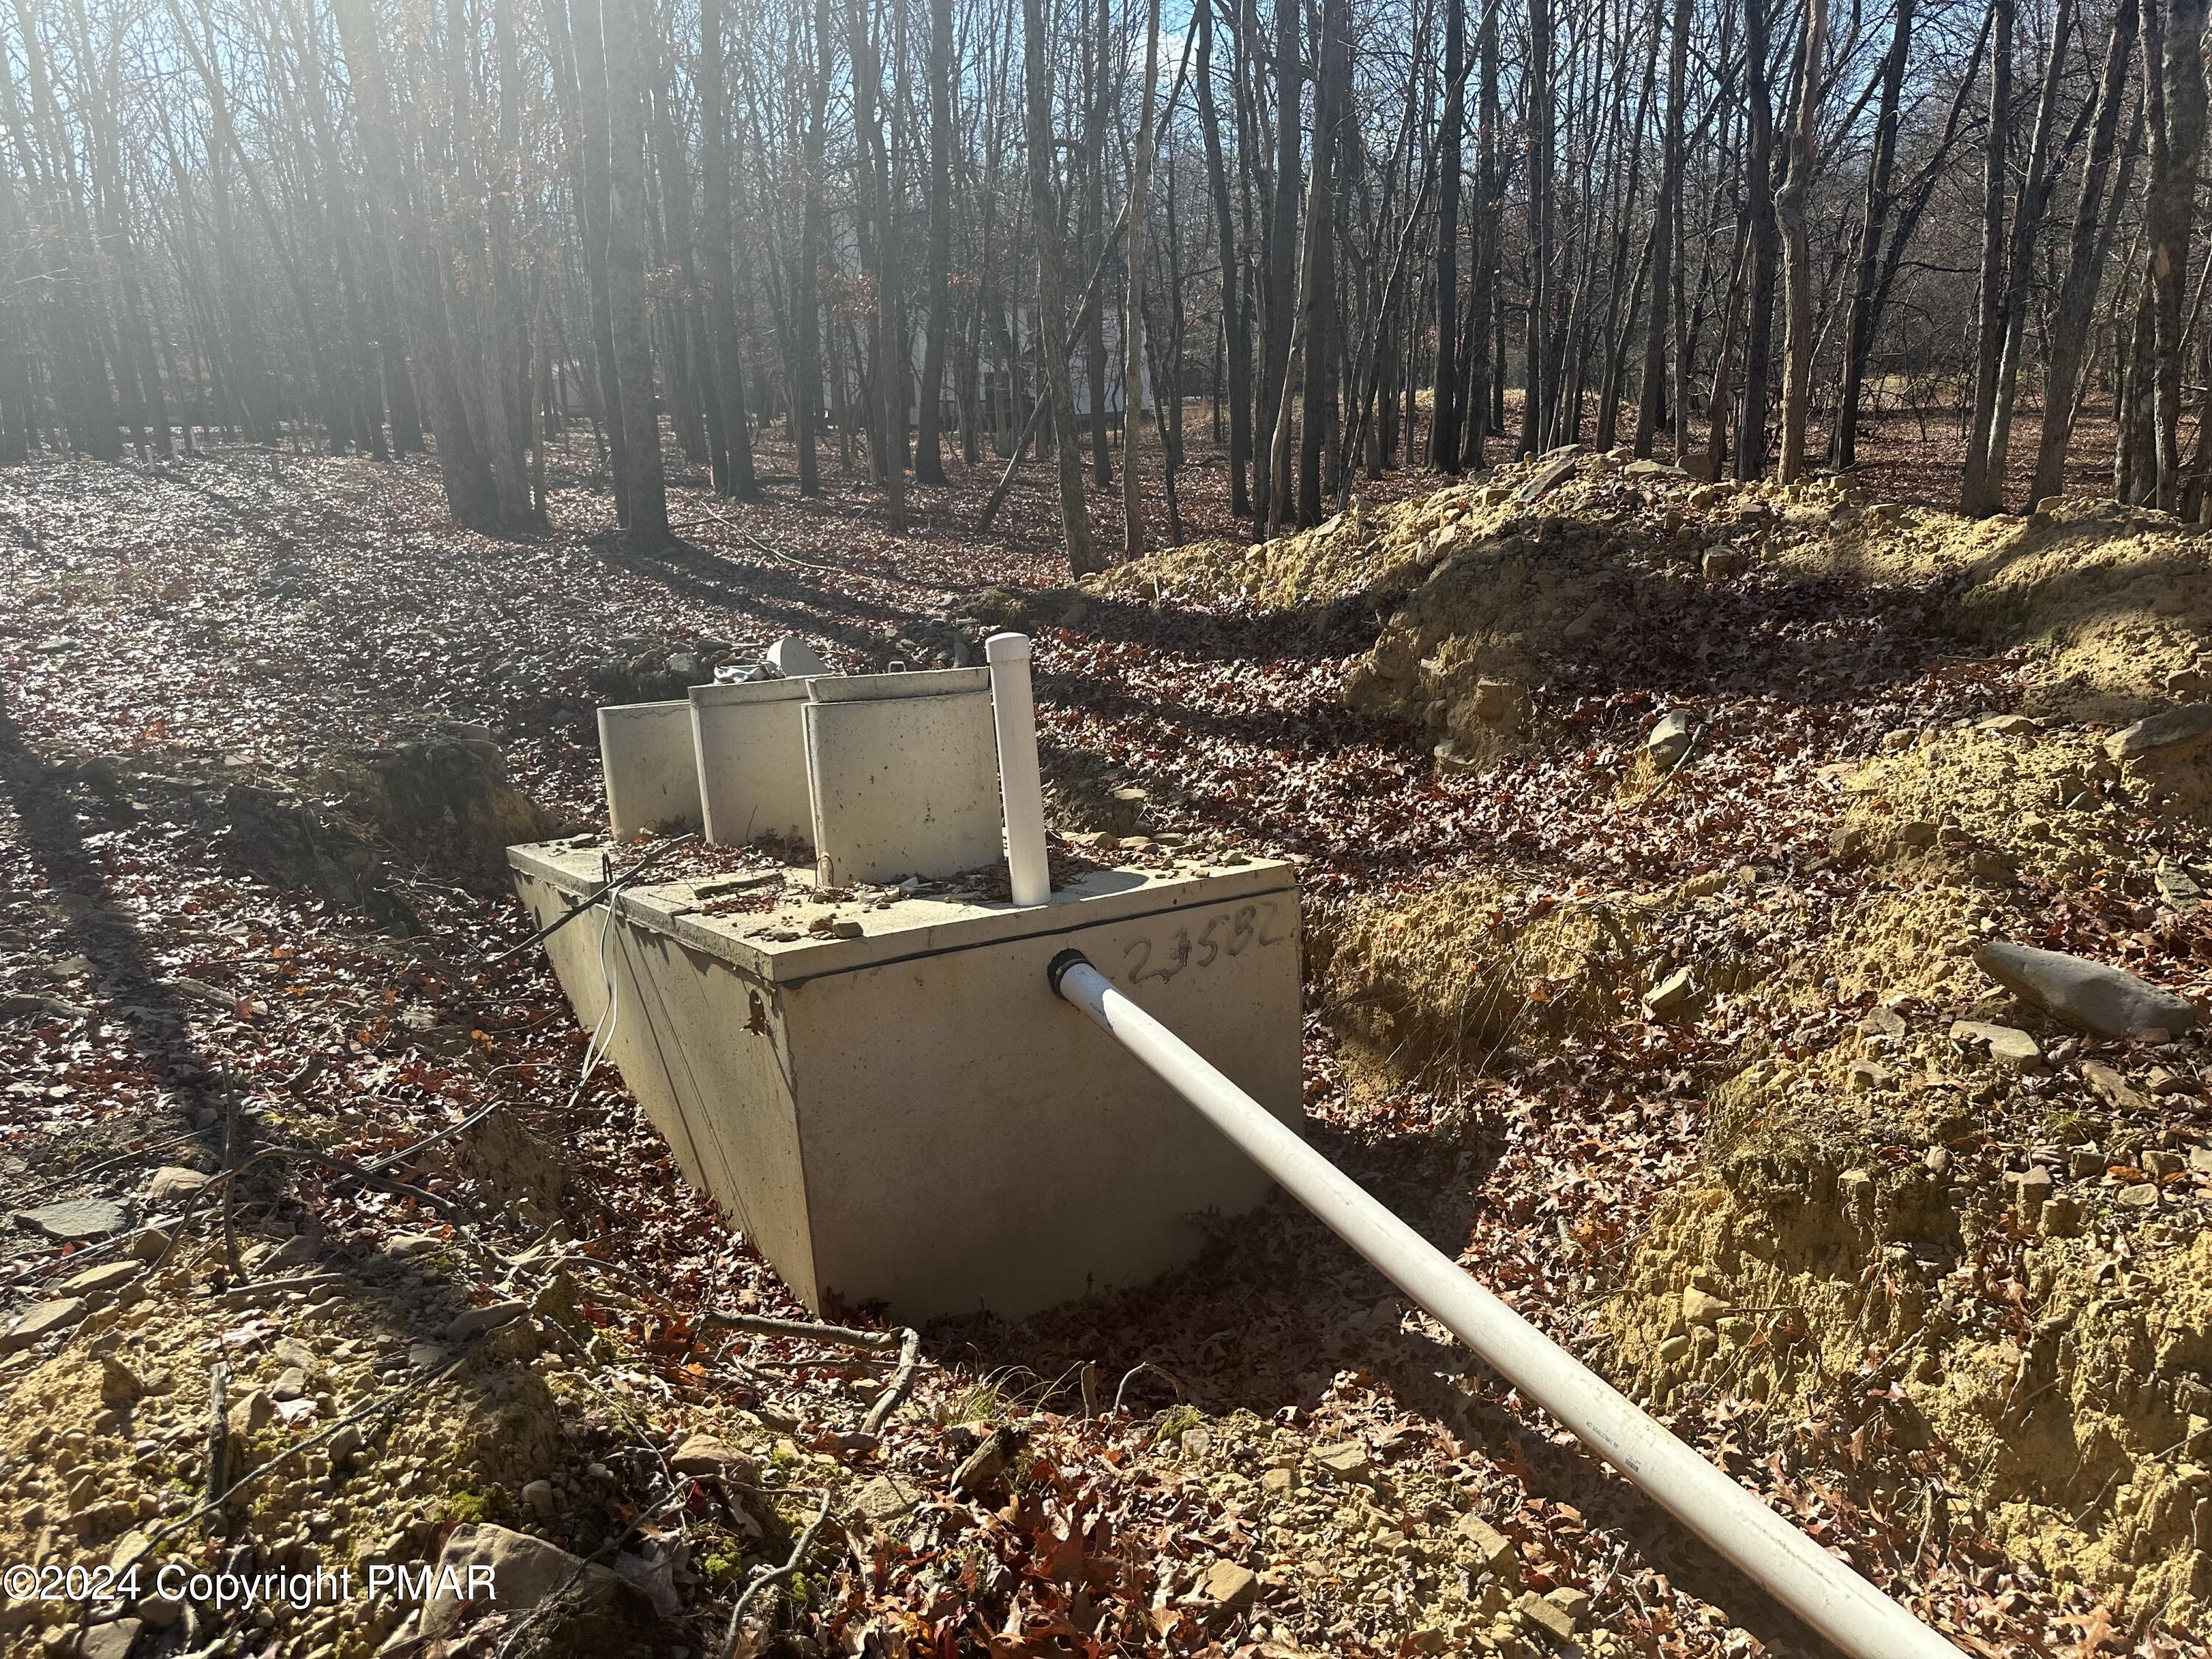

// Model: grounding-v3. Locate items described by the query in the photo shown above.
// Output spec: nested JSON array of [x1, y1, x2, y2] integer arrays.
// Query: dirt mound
[[1100, 483, 1517, 611], [1603, 1032, 2212, 1625], [319, 724, 557, 875], [1315, 878, 1651, 1086], [216, 782, 419, 931]]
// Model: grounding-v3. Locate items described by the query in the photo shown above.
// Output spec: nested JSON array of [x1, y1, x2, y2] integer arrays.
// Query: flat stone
[[2117, 1182, 2160, 1210], [522, 1479, 557, 1518], [1453, 1513, 1517, 1573], [1682, 1286, 1728, 1326], [1200, 1558, 1259, 1610], [146, 1167, 210, 1204], [1646, 710, 1696, 766], [1518, 1589, 1579, 1641], [17, 1197, 129, 1240], [2, 1298, 88, 1353], [2080, 1060, 2149, 1112], [1979, 714, 2039, 736], [1645, 966, 1697, 1017], [271, 1367, 307, 1402], [852, 1472, 920, 1525], [1972, 940, 2199, 1038], [1950, 1020, 2044, 1072], [78, 1618, 142, 1659], [1545, 1585, 1593, 1624], [61, 1261, 140, 1297], [420, 1523, 655, 1638], [1314, 1441, 1371, 1480], [2106, 704, 2212, 760], [0, 992, 79, 1022], [668, 1433, 757, 1481], [446, 1300, 525, 1341]]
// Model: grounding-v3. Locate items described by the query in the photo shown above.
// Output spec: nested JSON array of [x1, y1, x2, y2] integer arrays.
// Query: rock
[[100, 1358, 143, 1405], [1972, 940, 2199, 1038], [762, 636, 832, 679], [2117, 1182, 2160, 1210], [1200, 1559, 1259, 1610], [1314, 1441, 1371, 1481], [2145, 1149, 2184, 1179], [1859, 1005, 1907, 1039], [668, 1433, 757, 1481], [2081, 1060, 2149, 1112], [1681, 1287, 1728, 1326], [1701, 547, 1747, 580], [2011, 1167, 2054, 1222], [852, 1473, 919, 1526], [2106, 705, 2212, 760], [406, 1342, 449, 1371], [386, 1232, 443, 1258], [1259, 1466, 1295, 1495], [522, 1480, 557, 1519], [419, 1523, 657, 1641], [2146, 1066, 2198, 1096], [1846, 1060, 1892, 1093], [1545, 1585, 1593, 1625], [1464, 679, 1517, 721], [2, 1298, 87, 1353], [77, 1618, 142, 1659], [951, 1430, 1011, 1495], [146, 1167, 209, 1204], [128, 1230, 170, 1264], [0, 992, 78, 1022], [1644, 967, 1696, 1017], [1979, 714, 2039, 736], [2155, 860, 2204, 910], [1646, 711, 1696, 767], [17, 1198, 129, 1240], [1517, 1589, 1579, 1641], [61, 1262, 140, 1297], [2190, 1146, 2212, 1176], [446, 1301, 526, 1341], [1950, 1020, 2044, 1072], [271, 1368, 307, 1402], [1454, 1513, 1517, 1574], [226, 1390, 273, 1436]]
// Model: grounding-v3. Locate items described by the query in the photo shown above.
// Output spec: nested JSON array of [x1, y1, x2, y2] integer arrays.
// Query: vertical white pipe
[[1048, 954, 1964, 1659], [985, 631, 1051, 906]]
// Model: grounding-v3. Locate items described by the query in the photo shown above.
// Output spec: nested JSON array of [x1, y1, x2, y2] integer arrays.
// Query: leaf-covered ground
[[1, 430, 2205, 1659]]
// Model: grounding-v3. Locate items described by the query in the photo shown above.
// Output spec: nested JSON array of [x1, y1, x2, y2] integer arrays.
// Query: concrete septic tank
[[690, 678, 815, 847], [802, 667, 1002, 886], [598, 701, 704, 840], [509, 839, 1302, 1321]]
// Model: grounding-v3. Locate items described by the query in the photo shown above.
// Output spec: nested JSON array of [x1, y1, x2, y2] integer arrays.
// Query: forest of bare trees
[[3, 0, 2210, 563]]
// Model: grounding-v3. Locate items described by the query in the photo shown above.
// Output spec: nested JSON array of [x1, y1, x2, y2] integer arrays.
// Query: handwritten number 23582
[[1120, 902, 1285, 985]]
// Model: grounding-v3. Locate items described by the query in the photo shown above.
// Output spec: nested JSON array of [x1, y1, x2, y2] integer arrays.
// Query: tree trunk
[[1430, 0, 1464, 472], [1776, 0, 1824, 482], [2031, 4, 2140, 504], [698, 0, 760, 498], [1197, 0, 1251, 516], [1734, 0, 1777, 480], [1961, 0, 2015, 515], [915, 0, 954, 487], [1021, 0, 1096, 570], [597, 0, 670, 549], [1121, 0, 1163, 557]]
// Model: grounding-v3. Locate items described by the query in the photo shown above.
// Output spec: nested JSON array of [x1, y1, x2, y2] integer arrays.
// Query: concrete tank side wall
[[599, 702, 706, 841], [804, 692, 1004, 886], [691, 685, 816, 848], [782, 891, 1303, 1321]]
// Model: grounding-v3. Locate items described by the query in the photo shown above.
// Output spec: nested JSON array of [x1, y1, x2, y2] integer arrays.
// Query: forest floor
[[0, 405, 2207, 1659]]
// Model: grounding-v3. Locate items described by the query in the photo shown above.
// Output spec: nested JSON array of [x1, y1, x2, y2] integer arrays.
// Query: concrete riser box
[[511, 841, 1302, 1321]]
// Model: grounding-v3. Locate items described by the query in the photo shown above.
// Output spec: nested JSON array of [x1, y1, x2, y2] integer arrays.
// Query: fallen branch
[[717, 1489, 835, 1659], [860, 1327, 923, 1437]]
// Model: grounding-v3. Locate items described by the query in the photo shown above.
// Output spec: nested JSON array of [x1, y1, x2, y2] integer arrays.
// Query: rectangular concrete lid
[[508, 838, 1295, 985], [690, 678, 813, 706], [807, 666, 990, 703]]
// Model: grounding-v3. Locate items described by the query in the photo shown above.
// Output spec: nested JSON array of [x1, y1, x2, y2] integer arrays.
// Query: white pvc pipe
[[985, 631, 1051, 907], [1048, 954, 1962, 1659]]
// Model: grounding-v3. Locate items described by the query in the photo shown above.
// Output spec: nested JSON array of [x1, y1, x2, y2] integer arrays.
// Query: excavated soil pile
[[1111, 453, 2212, 1623]]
